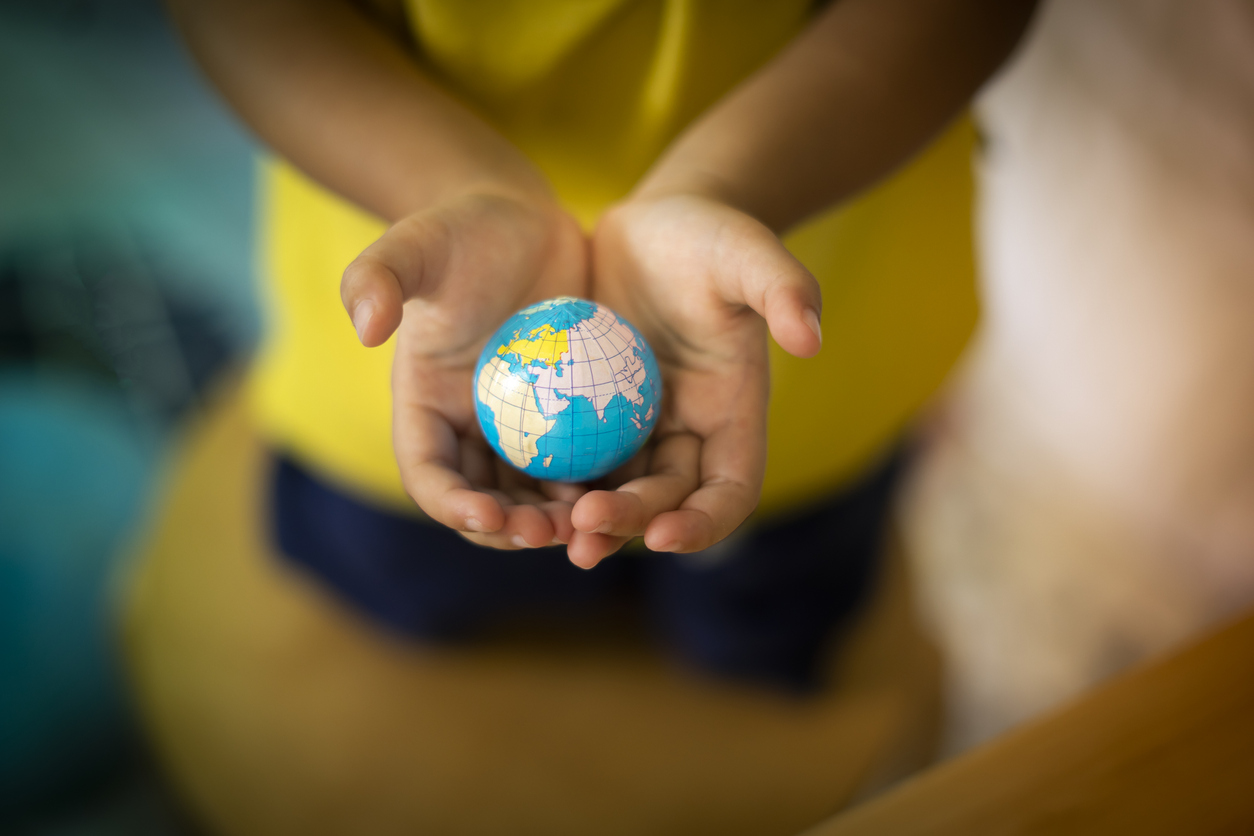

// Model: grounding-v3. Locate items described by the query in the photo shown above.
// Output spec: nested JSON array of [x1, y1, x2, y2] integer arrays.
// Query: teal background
[[0, 1, 258, 831]]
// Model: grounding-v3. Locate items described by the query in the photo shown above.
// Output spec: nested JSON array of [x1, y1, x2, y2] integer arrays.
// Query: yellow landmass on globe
[[476, 356, 554, 469], [497, 323, 568, 369]]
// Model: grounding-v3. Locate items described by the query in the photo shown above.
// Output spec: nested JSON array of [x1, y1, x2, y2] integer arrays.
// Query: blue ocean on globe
[[474, 296, 662, 483]]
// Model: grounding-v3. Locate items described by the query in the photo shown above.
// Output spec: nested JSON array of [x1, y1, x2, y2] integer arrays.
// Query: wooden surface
[[122, 387, 943, 836], [804, 607, 1254, 835]]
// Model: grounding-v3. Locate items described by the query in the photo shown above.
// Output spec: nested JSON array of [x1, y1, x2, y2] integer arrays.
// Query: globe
[[474, 296, 662, 483]]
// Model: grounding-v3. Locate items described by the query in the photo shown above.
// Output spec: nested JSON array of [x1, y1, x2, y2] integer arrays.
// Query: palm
[[566, 194, 820, 566], [356, 190, 590, 548], [597, 198, 771, 475], [395, 192, 583, 427]]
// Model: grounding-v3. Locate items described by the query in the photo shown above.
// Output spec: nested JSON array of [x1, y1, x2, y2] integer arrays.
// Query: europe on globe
[[474, 296, 662, 483]]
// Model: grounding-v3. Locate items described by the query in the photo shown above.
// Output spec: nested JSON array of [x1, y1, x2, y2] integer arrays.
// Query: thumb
[[727, 228, 823, 359], [341, 214, 451, 347]]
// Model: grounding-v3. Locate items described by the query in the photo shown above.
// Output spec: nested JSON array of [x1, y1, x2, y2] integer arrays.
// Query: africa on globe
[[474, 296, 662, 483]]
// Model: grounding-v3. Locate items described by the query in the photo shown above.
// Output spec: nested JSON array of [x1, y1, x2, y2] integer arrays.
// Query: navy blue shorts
[[270, 448, 905, 692]]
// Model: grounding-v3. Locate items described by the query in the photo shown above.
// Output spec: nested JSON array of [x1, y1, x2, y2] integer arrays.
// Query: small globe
[[474, 296, 662, 483]]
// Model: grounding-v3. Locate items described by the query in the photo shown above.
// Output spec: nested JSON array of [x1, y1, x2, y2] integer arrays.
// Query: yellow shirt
[[250, 0, 978, 515]]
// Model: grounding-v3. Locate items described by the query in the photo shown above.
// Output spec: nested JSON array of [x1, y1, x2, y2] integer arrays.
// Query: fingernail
[[511, 535, 529, 548], [352, 299, 376, 344], [803, 307, 822, 348], [465, 517, 486, 532], [594, 521, 613, 534], [654, 541, 680, 553]]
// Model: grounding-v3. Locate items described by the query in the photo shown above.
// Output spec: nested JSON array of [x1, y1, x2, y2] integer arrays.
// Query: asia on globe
[[474, 297, 662, 483]]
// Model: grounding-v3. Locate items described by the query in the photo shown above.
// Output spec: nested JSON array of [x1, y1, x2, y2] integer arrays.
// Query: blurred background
[[8, 0, 1252, 832], [1, 0, 257, 830]]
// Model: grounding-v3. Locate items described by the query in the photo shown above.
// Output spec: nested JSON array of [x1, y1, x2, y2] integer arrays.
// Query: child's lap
[[271, 445, 902, 691], [122, 386, 940, 834]]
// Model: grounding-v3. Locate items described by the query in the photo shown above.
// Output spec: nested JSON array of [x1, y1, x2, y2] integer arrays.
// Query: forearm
[[166, 0, 549, 222], [636, 0, 1036, 233]]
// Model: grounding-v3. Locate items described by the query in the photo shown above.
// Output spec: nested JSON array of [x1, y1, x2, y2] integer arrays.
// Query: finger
[[460, 437, 498, 491], [495, 458, 550, 506], [463, 501, 573, 549], [539, 480, 589, 503], [341, 214, 451, 347], [491, 459, 583, 541], [494, 468, 575, 544], [567, 531, 632, 569], [569, 431, 699, 536], [483, 488, 516, 508], [590, 441, 651, 490], [543, 501, 576, 544], [720, 226, 822, 359], [483, 490, 557, 547], [460, 502, 555, 550], [404, 461, 507, 534], [507, 501, 554, 546], [506, 487, 550, 506], [642, 387, 765, 553], [642, 482, 757, 554], [394, 401, 505, 534]]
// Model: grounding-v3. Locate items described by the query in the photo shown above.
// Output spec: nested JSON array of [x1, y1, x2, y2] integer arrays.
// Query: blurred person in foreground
[[123, 0, 1032, 832], [903, 0, 1254, 752]]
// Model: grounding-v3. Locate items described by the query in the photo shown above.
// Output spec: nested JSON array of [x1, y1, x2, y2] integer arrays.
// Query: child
[[127, 0, 1032, 831]]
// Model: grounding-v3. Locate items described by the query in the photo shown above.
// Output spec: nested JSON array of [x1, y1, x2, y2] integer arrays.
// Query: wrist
[[391, 154, 555, 221], [628, 163, 793, 234], [631, 167, 744, 213]]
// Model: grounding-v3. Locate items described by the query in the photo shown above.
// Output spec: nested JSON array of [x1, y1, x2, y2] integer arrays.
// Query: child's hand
[[177, 0, 1031, 562], [566, 193, 823, 567], [341, 185, 590, 550]]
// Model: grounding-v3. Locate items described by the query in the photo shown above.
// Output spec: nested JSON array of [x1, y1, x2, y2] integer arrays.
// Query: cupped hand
[[567, 193, 822, 568], [341, 186, 589, 549]]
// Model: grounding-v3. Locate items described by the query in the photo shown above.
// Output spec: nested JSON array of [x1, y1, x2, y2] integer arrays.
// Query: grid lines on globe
[[478, 343, 555, 471], [570, 307, 631, 476], [480, 298, 651, 481]]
